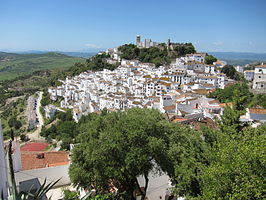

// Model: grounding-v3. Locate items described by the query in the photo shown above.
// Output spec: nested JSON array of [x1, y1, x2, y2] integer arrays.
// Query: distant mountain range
[[1, 50, 265, 66], [208, 52, 266, 66], [59, 51, 97, 58], [0, 50, 98, 58]]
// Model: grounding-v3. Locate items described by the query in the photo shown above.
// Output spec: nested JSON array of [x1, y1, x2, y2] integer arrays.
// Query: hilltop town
[[46, 36, 266, 124], [1, 0, 266, 199], [1, 36, 266, 200]]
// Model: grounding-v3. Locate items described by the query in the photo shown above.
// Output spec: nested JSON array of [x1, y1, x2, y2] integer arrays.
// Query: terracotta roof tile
[[21, 143, 49, 152], [172, 118, 189, 122], [249, 108, 266, 114], [21, 151, 69, 170]]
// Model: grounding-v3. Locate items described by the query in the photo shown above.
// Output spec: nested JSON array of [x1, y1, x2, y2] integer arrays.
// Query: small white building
[[235, 65, 244, 73], [160, 95, 174, 113], [186, 53, 206, 63], [44, 104, 58, 119], [253, 64, 266, 93], [244, 70, 255, 81]]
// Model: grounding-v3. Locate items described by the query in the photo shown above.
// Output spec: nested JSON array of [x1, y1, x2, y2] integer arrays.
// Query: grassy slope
[[0, 52, 85, 80]]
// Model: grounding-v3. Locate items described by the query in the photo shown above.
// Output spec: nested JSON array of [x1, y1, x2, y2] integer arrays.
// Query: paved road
[[28, 91, 45, 141]]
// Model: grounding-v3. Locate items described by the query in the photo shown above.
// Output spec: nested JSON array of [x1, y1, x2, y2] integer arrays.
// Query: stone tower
[[136, 35, 141, 47], [167, 39, 171, 48]]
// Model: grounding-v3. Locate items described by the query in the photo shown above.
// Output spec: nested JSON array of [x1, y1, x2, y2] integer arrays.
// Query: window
[[36, 153, 45, 159]]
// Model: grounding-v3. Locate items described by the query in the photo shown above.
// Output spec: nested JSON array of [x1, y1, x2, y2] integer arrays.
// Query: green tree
[[221, 65, 243, 80], [248, 94, 266, 108], [208, 82, 253, 110], [165, 123, 207, 198], [184, 43, 196, 55], [205, 55, 217, 65], [118, 44, 139, 60], [174, 46, 185, 56], [8, 117, 22, 130], [219, 106, 243, 133], [58, 110, 73, 121], [198, 124, 266, 200], [69, 108, 169, 200], [40, 91, 51, 107]]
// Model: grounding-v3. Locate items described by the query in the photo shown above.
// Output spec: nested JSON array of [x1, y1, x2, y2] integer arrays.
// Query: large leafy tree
[[198, 124, 266, 200], [164, 123, 207, 198], [69, 108, 170, 200], [68, 107, 265, 200], [185, 108, 266, 200]]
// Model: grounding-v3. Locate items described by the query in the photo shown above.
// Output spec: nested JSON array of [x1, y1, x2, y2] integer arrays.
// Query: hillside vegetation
[[118, 43, 196, 67], [0, 52, 85, 80], [208, 82, 266, 109]]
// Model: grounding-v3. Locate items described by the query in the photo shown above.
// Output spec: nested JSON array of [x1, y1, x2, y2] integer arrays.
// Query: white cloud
[[85, 43, 102, 49], [212, 41, 223, 46]]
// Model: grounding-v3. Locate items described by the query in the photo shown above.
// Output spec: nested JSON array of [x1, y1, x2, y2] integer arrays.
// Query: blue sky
[[0, 0, 266, 52]]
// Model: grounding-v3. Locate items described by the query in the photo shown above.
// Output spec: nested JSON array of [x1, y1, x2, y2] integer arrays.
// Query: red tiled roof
[[219, 102, 233, 108], [256, 64, 266, 68], [21, 143, 49, 151], [164, 105, 176, 111], [48, 161, 70, 167], [21, 151, 69, 170], [249, 108, 266, 114], [173, 118, 189, 122]]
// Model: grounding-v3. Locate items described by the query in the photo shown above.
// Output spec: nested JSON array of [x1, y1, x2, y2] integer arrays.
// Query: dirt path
[[5, 95, 25, 105]]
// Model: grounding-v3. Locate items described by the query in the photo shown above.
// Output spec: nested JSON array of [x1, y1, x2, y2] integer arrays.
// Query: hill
[[0, 52, 85, 80], [118, 43, 196, 67], [209, 52, 266, 66], [4, 50, 98, 58], [59, 51, 97, 58]]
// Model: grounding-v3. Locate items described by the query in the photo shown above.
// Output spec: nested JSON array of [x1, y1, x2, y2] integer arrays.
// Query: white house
[[235, 65, 244, 73], [44, 104, 58, 119], [252, 64, 266, 93], [244, 70, 255, 81], [186, 53, 206, 63]]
